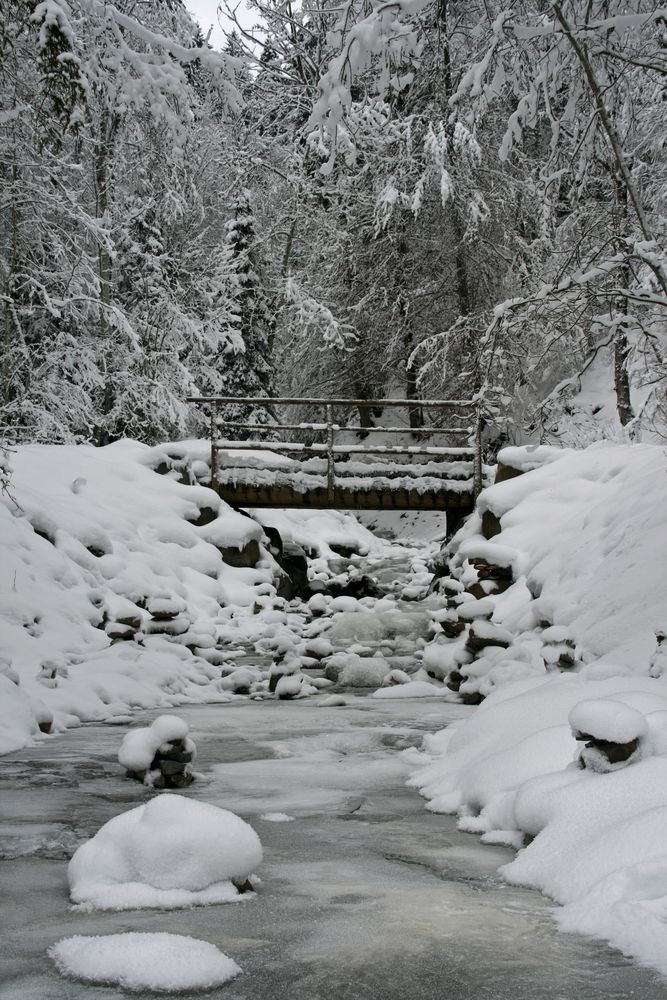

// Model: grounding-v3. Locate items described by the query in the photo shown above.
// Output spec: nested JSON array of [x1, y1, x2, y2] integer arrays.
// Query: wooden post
[[326, 403, 335, 503], [210, 403, 218, 492]]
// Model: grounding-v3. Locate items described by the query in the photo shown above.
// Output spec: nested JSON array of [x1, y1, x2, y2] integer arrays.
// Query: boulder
[[186, 505, 218, 527], [481, 509, 502, 540], [446, 669, 464, 692], [276, 542, 309, 599], [220, 538, 261, 569], [466, 620, 512, 653]]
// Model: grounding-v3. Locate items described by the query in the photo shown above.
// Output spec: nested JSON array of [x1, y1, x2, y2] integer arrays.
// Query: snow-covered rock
[[373, 680, 445, 699], [68, 794, 262, 910]]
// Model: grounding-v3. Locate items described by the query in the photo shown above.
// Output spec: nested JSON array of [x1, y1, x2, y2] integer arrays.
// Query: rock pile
[[422, 455, 583, 705]]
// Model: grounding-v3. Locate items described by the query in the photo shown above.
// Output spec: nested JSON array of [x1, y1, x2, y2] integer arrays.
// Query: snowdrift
[[415, 441, 667, 976]]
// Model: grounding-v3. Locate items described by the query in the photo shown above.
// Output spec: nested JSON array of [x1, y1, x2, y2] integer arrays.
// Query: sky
[[186, 0, 256, 48]]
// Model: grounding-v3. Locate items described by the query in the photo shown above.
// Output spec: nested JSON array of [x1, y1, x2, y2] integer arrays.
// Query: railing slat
[[213, 440, 475, 457], [187, 395, 476, 410]]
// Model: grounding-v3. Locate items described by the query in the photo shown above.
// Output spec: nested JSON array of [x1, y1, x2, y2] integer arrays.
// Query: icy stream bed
[[2, 696, 667, 1000]]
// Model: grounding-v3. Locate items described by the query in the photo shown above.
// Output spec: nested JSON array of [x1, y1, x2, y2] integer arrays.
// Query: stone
[[494, 462, 524, 484], [470, 558, 512, 584], [125, 769, 147, 782], [220, 538, 261, 569], [263, 525, 283, 556], [481, 509, 502, 540], [105, 621, 136, 641], [232, 877, 254, 894], [329, 543, 358, 559], [158, 759, 190, 776], [38, 719, 53, 734], [446, 669, 464, 692], [441, 619, 466, 639], [578, 737, 640, 770], [186, 505, 218, 527], [146, 615, 190, 636], [324, 660, 343, 683], [459, 689, 484, 706], [157, 747, 192, 763], [277, 542, 309, 599], [326, 574, 383, 600], [167, 771, 194, 789], [116, 613, 143, 631]]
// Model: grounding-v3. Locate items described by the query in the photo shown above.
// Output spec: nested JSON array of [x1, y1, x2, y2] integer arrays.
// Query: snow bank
[[478, 442, 667, 667], [413, 442, 667, 973], [68, 793, 262, 910], [413, 660, 667, 971], [49, 932, 241, 991], [0, 440, 382, 754]]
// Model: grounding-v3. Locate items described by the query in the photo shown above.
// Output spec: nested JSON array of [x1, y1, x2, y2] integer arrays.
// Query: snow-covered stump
[[118, 715, 196, 789], [569, 699, 648, 772]]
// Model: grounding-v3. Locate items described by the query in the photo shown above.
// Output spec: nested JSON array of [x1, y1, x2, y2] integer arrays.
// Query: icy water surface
[[2, 696, 667, 1000]]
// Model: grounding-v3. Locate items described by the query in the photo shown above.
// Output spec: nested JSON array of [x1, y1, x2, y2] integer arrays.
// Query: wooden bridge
[[187, 395, 486, 515]]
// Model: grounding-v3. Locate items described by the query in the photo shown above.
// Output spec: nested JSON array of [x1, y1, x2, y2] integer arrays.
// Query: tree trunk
[[613, 332, 633, 428]]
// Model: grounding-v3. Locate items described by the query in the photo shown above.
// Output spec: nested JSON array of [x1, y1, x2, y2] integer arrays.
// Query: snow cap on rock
[[569, 698, 648, 744]]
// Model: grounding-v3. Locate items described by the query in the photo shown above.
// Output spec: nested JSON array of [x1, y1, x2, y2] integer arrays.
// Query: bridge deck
[[210, 480, 476, 512]]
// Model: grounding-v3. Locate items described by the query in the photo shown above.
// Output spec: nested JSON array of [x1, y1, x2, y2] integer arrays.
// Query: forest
[[0, 0, 666, 450]]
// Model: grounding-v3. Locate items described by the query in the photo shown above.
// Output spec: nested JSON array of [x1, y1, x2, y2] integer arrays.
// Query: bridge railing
[[186, 396, 484, 501]]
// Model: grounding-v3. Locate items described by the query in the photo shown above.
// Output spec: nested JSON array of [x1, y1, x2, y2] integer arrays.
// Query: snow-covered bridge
[[188, 396, 486, 515]]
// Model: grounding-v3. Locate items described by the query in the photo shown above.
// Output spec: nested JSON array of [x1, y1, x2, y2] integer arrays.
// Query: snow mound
[[68, 794, 262, 911], [49, 932, 241, 991]]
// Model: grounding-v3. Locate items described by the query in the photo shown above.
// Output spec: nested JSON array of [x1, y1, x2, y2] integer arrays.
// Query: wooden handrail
[[187, 395, 476, 410]]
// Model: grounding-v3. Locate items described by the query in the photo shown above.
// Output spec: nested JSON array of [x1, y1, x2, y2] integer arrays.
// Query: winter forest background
[[1, 0, 666, 448]]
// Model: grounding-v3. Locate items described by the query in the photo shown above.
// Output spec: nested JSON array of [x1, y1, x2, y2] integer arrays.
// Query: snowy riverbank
[[0, 440, 383, 753], [412, 441, 667, 976]]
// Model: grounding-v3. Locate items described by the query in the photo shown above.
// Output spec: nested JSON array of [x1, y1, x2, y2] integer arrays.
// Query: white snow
[[49, 932, 241, 991], [68, 793, 262, 910]]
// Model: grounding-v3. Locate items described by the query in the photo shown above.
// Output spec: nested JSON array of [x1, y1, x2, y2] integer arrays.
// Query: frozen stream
[[2, 695, 667, 1000]]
